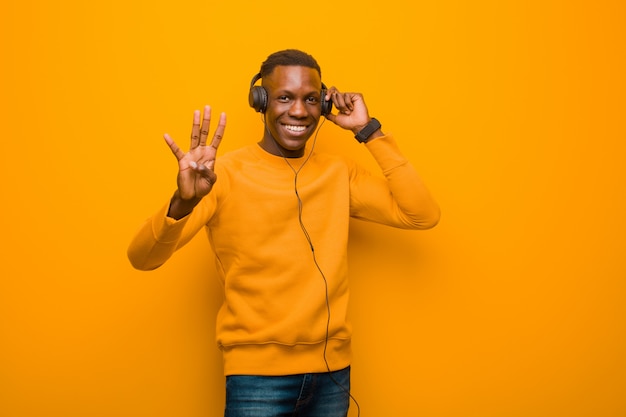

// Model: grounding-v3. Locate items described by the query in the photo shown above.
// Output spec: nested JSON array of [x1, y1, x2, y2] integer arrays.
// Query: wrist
[[167, 191, 201, 220], [351, 120, 370, 136], [354, 117, 382, 143]]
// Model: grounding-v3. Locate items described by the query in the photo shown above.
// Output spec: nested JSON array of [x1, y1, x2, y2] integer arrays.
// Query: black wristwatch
[[354, 118, 382, 143]]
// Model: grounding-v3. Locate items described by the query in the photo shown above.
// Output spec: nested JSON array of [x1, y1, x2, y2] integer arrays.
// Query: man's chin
[[277, 136, 310, 150], [270, 137, 309, 157]]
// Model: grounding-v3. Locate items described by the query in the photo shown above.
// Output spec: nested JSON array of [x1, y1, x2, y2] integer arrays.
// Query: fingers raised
[[164, 133, 185, 161], [204, 112, 226, 170], [199, 105, 211, 147], [166, 106, 225, 164], [190, 108, 202, 149], [210, 112, 227, 150]]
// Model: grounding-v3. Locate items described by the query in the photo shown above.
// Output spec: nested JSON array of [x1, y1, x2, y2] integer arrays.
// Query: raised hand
[[164, 105, 226, 219], [323, 87, 372, 134]]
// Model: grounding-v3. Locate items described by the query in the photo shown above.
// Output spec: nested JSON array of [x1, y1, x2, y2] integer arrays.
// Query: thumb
[[324, 112, 337, 124], [193, 162, 217, 185]]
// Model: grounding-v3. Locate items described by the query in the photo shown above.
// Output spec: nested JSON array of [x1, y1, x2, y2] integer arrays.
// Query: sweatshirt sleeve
[[127, 197, 214, 271], [349, 133, 440, 230]]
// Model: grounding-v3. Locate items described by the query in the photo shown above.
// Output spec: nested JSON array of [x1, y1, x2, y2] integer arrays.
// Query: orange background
[[1, 1, 625, 416]]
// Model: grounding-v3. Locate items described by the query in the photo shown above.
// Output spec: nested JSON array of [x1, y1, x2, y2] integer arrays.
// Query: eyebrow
[[273, 88, 321, 96]]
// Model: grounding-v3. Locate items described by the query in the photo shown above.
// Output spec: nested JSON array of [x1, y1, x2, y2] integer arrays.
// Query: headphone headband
[[249, 73, 262, 90]]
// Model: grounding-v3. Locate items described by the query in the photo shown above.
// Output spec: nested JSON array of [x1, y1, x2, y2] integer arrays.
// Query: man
[[128, 49, 440, 417]]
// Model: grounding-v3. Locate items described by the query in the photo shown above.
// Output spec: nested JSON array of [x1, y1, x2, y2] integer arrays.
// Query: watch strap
[[354, 118, 381, 143]]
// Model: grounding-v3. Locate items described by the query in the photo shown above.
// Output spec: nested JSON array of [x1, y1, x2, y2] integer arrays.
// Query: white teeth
[[285, 125, 306, 132]]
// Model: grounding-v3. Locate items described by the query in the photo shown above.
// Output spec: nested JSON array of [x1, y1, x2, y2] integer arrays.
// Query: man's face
[[260, 65, 323, 157]]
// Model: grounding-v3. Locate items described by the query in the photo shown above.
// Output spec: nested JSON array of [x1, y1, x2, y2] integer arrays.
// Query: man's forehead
[[264, 66, 321, 89]]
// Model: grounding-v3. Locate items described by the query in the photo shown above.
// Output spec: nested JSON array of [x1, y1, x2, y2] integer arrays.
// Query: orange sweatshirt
[[128, 134, 439, 376]]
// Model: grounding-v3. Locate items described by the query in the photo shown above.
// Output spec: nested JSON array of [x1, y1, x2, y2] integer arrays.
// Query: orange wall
[[1, 1, 625, 416]]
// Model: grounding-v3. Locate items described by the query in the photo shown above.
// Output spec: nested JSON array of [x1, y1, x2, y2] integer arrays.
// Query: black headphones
[[248, 72, 333, 116]]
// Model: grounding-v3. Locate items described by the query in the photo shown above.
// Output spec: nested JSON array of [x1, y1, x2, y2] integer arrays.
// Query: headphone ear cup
[[249, 86, 268, 113], [320, 84, 333, 116]]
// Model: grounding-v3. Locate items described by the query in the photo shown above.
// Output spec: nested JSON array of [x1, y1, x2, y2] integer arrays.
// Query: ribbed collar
[[247, 143, 313, 171]]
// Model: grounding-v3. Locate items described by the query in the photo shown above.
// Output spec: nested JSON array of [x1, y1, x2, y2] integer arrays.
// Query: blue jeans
[[224, 366, 350, 417]]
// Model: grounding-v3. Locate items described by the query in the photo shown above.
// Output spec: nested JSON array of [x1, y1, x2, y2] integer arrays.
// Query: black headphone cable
[[262, 116, 362, 416]]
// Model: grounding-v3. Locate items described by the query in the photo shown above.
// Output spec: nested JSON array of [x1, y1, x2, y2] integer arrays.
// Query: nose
[[288, 99, 307, 118]]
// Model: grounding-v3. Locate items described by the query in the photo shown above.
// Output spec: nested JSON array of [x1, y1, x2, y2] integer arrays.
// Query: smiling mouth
[[283, 124, 307, 133]]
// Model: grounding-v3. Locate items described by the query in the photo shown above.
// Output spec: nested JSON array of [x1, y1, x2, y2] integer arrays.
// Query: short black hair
[[259, 49, 322, 79]]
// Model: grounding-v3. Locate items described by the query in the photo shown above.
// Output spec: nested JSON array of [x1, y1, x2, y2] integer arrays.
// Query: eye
[[306, 96, 319, 104], [277, 95, 290, 103]]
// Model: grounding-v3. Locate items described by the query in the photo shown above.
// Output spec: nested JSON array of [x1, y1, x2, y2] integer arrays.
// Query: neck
[[258, 131, 306, 158]]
